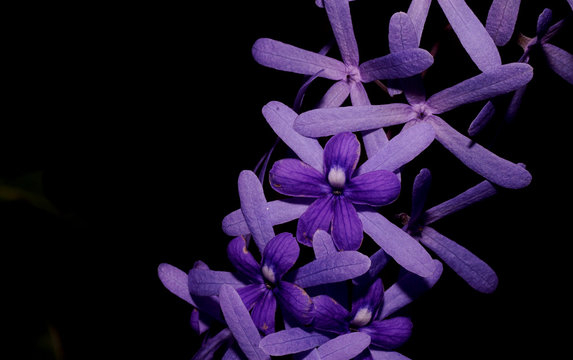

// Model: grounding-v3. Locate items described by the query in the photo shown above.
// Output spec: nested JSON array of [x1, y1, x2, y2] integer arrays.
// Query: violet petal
[[262, 232, 300, 281], [312, 229, 338, 259], [331, 196, 363, 251], [324, 0, 359, 66], [227, 236, 264, 283], [270, 159, 330, 197], [323, 132, 361, 178], [543, 43, 573, 84], [275, 281, 314, 326], [188, 268, 245, 297], [311, 295, 351, 334], [350, 278, 384, 324], [468, 100, 496, 137], [408, 168, 431, 227], [251, 289, 277, 334], [370, 349, 412, 360], [361, 317, 413, 350], [297, 195, 335, 246], [349, 81, 371, 106], [191, 328, 233, 360], [259, 327, 330, 356], [158, 263, 193, 305], [345, 170, 401, 206], [237, 283, 268, 310], [407, 0, 432, 44], [359, 49, 434, 83], [318, 80, 351, 108], [316, 332, 371, 360], [486, 0, 521, 46], [388, 12, 419, 53]]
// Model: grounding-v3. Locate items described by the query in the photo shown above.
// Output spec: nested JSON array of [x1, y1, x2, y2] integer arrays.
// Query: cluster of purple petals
[[158, 0, 572, 359]]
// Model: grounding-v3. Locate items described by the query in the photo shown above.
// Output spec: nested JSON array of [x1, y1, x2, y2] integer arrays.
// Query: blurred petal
[[358, 208, 436, 278], [262, 232, 300, 280], [419, 227, 498, 293], [407, 0, 432, 44], [346, 170, 401, 206], [357, 122, 435, 175], [332, 196, 363, 251], [318, 80, 351, 108], [437, 0, 501, 71], [316, 332, 371, 360], [353, 249, 389, 287], [486, 0, 521, 46], [503, 85, 527, 124], [431, 117, 532, 189], [468, 100, 496, 137], [536, 8, 553, 38], [158, 263, 193, 305], [297, 195, 335, 246], [360, 49, 434, 82], [188, 268, 245, 297], [324, 0, 359, 66], [295, 104, 415, 138], [408, 168, 432, 227], [370, 349, 412, 360], [543, 43, 573, 84], [251, 289, 277, 334], [312, 295, 350, 334], [291, 250, 371, 288], [378, 260, 443, 319], [227, 236, 264, 283], [259, 327, 330, 356], [191, 328, 233, 360], [270, 159, 330, 197], [426, 63, 534, 114], [222, 345, 244, 360], [263, 101, 324, 171], [361, 317, 412, 350], [239, 170, 275, 252], [324, 132, 361, 178], [312, 229, 337, 259], [275, 282, 314, 326], [219, 285, 270, 360], [252, 38, 346, 80]]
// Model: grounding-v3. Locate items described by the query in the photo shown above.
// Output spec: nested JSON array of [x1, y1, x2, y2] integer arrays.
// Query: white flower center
[[328, 167, 346, 189], [350, 307, 373, 327], [261, 264, 276, 284], [412, 103, 434, 121]]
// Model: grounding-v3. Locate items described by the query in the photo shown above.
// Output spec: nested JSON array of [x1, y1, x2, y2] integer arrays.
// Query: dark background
[[4, 1, 571, 359]]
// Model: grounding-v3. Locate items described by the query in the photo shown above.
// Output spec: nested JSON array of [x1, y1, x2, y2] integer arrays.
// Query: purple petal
[[359, 49, 434, 82], [408, 168, 431, 227], [191, 328, 233, 360], [324, 0, 360, 66], [318, 80, 351, 108], [263, 101, 324, 171], [407, 0, 432, 44], [188, 268, 245, 297], [370, 349, 412, 360], [345, 170, 401, 206], [316, 332, 371, 360], [297, 195, 335, 246], [239, 170, 275, 252], [222, 345, 244, 360], [312, 230, 338, 259], [311, 295, 351, 334], [430, 116, 532, 189], [349, 81, 371, 106], [259, 328, 330, 356], [219, 285, 270, 360], [350, 278, 384, 326], [291, 250, 371, 288], [353, 249, 389, 287], [543, 43, 573, 84], [569, 0, 573, 11], [503, 84, 527, 124], [227, 236, 264, 283], [323, 132, 361, 178], [237, 283, 267, 310], [423, 179, 498, 225], [356, 122, 435, 175], [426, 63, 534, 114], [378, 260, 443, 320], [332, 196, 363, 251], [486, 0, 521, 46], [252, 38, 347, 80], [361, 317, 412, 350], [388, 12, 419, 53], [361, 127, 391, 160], [419, 227, 498, 293], [468, 100, 496, 137], [437, 0, 501, 71], [536, 8, 553, 38], [158, 263, 193, 305], [262, 232, 300, 281], [251, 289, 277, 334], [275, 282, 314, 326], [295, 104, 415, 138], [294, 69, 324, 113], [270, 159, 329, 197], [357, 208, 436, 277]]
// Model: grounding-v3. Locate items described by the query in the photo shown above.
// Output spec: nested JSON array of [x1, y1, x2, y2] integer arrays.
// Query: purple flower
[[269, 131, 400, 251], [403, 168, 499, 293]]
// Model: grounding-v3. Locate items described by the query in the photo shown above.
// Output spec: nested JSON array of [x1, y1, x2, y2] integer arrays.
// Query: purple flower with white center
[[295, 13, 534, 189], [269, 131, 400, 251], [403, 168, 499, 293]]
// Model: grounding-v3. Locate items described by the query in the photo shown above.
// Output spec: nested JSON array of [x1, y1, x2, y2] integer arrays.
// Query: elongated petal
[[324, 132, 361, 178], [503, 84, 527, 124], [358, 208, 436, 277], [239, 170, 275, 252], [188, 268, 245, 297], [468, 100, 496, 137], [389, 12, 419, 53], [356, 122, 435, 175], [297, 195, 335, 246], [419, 227, 498, 293], [158, 263, 193, 305], [222, 345, 244, 360], [332, 196, 363, 251], [423, 179, 498, 225], [262, 232, 300, 281], [361, 317, 413, 349], [360, 49, 434, 82], [227, 236, 264, 283], [345, 170, 401, 206], [275, 282, 314, 326], [353, 249, 389, 287], [291, 251, 371, 288], [536, 8, 553, 38], [251, 289, 277, 334], [252, 38, 347, 80], [191, 328, 233, 360], [437, 0, 501, 71], [219, 285, 270, 360], [263, 101, 324, 171], [222, 198, 312, 237], [317, 332, 371, 360], [486, 0, 521, 46], [270, 159, 330, 197], [324, 0, 359, 66], [318, 80, 351, 108], [430, 117, 532, 189], [312, 229, 337, 259], [378, 261, 443, 320], [407, 0, 432, 44], [543, 43, 573, 84], [409, 168, 432, 227], [259, 328, 330, 356], [295, 104, 415, 138], [426, 63, 533, 113], [370, 349, 412, 360], [311, 295, 351, 334]]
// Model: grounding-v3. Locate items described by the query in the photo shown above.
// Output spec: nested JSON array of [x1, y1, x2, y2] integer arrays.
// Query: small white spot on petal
[[350, 307, 373, 327], [261, 264, 276, 284], [328, 167, 346, 189]]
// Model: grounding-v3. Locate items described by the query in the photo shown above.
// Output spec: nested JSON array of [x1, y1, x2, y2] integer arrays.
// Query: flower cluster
[[159, 1, 571, 359]]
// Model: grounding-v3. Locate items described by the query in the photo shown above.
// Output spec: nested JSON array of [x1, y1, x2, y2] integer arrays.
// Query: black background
[[4, 1, 572, 359]]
